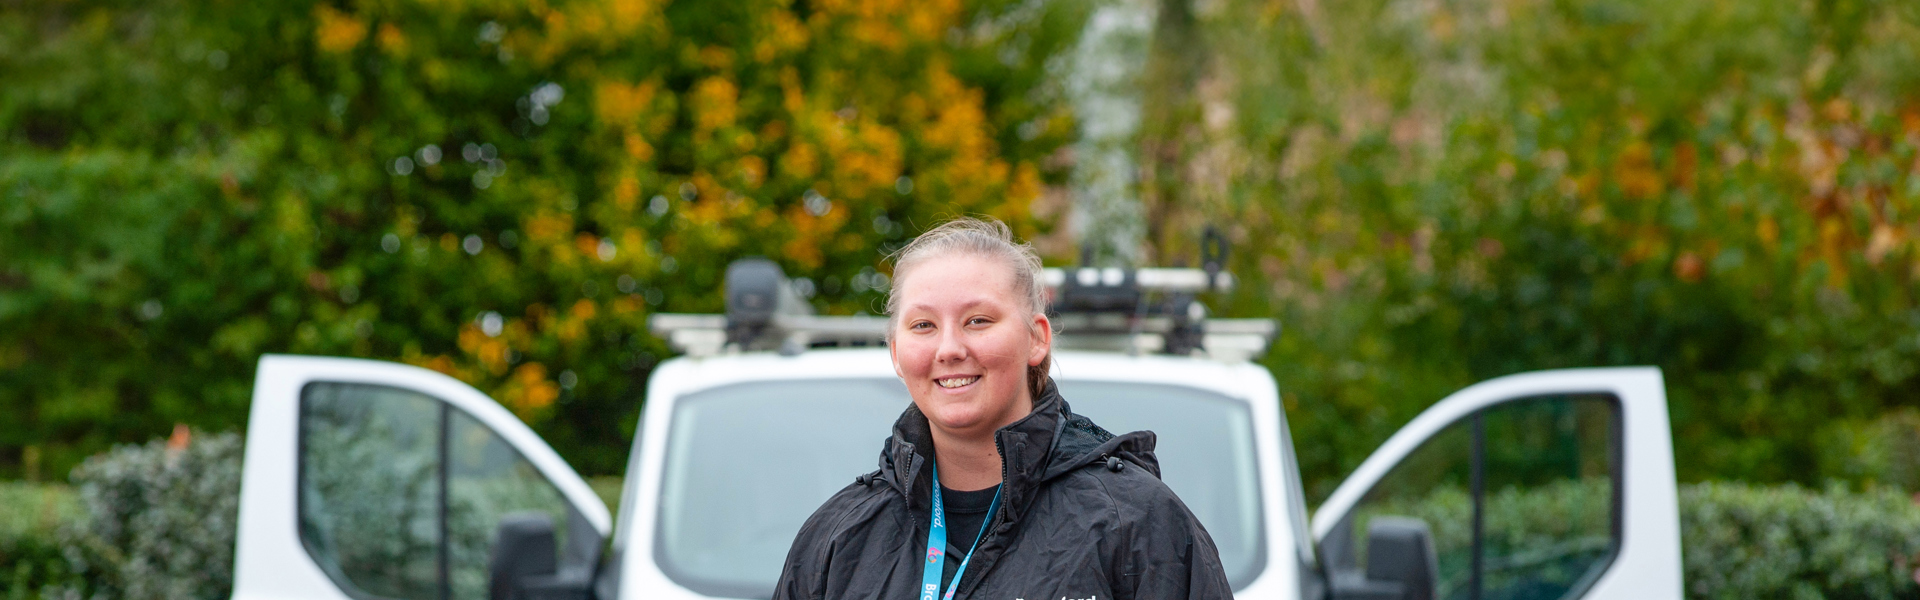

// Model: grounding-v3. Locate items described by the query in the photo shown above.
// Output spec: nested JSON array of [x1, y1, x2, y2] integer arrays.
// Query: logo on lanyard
[[927, 547, 944, 564]]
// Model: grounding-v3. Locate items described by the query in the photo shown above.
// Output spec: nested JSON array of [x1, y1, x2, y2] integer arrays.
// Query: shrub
[[1818, 410, 1920, 493], [0, 481, 81, 596], [44, 430, 243, 600], [1681, 482, 1920, 600], [1354, 480, 1920, 599], [9, 430, 1918, 599]]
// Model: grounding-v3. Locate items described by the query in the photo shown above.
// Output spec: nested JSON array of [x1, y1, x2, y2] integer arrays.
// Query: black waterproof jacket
[[772, 380, 1233, 600]]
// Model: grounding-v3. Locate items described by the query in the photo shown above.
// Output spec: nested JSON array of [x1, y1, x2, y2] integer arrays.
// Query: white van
[[229, 261, 1683, 600]]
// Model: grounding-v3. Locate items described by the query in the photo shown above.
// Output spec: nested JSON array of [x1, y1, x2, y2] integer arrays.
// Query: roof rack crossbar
[[647, 260, 1275, 360]]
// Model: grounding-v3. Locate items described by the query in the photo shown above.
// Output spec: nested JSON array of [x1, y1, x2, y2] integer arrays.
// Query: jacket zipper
[[951, 434, 1012, 599]]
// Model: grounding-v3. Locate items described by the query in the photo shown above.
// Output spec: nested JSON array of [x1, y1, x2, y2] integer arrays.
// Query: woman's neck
[[928, 394, 1033, 491], [930, 428, 1005, 491]]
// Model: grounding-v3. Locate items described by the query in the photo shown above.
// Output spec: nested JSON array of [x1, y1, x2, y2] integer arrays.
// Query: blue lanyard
[[920, 463, 1000, 600]]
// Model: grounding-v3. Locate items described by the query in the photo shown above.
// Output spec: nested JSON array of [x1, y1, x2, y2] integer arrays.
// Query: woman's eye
[[968, 317, 991, 326], [910, 321, 933, 330]]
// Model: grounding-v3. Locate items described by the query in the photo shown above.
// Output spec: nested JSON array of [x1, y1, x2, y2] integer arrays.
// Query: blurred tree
[[0, 0, 1089, 477], [1185, 0, 1920, 496]]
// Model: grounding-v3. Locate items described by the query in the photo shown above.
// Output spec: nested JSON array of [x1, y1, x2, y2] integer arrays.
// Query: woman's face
[[890, 253, 1051, 438]]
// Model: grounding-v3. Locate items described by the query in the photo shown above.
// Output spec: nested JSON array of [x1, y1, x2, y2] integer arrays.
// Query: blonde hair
[[886, 216, 1053, 399]]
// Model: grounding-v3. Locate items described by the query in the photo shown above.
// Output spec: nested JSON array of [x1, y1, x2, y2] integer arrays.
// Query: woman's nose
[[934, 327, 968, 363]]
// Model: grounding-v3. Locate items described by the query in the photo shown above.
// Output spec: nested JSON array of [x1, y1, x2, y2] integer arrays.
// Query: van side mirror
[[1329, 516, 1438, 600], [490, 513, 591, 600], [1364, 517, 1437, 600]]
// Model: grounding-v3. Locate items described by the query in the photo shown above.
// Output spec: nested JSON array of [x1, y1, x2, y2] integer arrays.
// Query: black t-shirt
[[940, 484, 1000, 555]]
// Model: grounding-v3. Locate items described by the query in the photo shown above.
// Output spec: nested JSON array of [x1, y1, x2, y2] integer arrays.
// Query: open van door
[[1311, 367, 1682, 600], [232, 355, 612, 600]]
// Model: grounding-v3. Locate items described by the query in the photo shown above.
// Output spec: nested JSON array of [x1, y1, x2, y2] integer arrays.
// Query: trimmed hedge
[[1681, 482, 1920, 600], [1367, 479, 1920, 599], [4, 434, 1918, 599]]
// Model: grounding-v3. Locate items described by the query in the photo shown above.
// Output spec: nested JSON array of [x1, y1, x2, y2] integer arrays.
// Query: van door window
[[299, 382, 577, 600], [446, 408, 573, 598], [1335, 394, 1620, 600], [299, 382, 444, 599]]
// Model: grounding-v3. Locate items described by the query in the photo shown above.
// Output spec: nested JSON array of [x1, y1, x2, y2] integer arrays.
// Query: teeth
[[937, 377, 978, 389]]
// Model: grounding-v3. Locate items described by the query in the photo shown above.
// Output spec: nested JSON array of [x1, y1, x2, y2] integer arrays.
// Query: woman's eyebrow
[[903, 298, 999, 313]]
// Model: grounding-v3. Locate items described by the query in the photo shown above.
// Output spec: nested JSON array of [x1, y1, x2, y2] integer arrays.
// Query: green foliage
[[1359, 480, 1920, 599], [1817, 410, 1920, 492], [10, 458, 1919, 599], [0, 482, 80, 596], [1187, 0, 1920, 495], [1680, 482, 1920, 599], [47, 430, 243, 599], [588, 475, 624, 518], [0, 0, 1087, 478]]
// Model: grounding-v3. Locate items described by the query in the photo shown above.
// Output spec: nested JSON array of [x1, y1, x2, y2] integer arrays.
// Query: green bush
[[1363, 480, 1920, 599], [1681, 482, 1920, 600], [1819, 410, 1920, 493], [6, 431, 1918, 598], [46, 431, 243, 600], [0, 481, 81, 596]]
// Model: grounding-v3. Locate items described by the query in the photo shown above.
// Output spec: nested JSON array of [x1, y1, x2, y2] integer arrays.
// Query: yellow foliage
[[596, 80, 658, 129], [418, 354, 459, 377], [736, 155, 767, 188], [613, 175, 641, 211], [624, 132, 655, 162], [496, 363, 559, 420], [609, 0, 656, 33], [1757, 216, 1780, 248], [783, 187, 856, 269], [457, 323, 511, 375], [905, 0, 963, 39], [376, 24, 408, 56], [755, 11, 810, 62], [698, 46, 736, 70], [779, 143, 817, 180], [693, 77, 740, 134], [780, 68, 807, 114], [524, 210, 574, 245], [314, 5, 367, 54], [1613, 141, 1661, 199], [621, 228, 650, 265], [1820, 217, 1850, 287], [1865, 224, 1899, 265], [922, 66, 994, 161], [574, 233, 602, 260], [532, 0, 663, 64], [570, 298, 598, 321]]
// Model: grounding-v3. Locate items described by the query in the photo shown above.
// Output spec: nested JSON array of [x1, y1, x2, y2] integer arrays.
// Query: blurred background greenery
[[1, 0, 1917, 527]]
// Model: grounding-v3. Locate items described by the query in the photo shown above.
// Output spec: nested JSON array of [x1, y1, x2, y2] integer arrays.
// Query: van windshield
[[654, 378, 1264, 597]]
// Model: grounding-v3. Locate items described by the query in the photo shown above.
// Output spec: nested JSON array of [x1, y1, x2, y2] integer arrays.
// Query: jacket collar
[[878, 378, 1067, 523]]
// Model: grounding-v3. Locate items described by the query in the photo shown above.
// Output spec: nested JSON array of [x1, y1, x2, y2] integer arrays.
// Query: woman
[[773, 217, 1231, 600]]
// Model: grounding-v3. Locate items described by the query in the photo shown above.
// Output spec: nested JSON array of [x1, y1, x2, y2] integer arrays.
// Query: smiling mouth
[[936, 376, 979, 389]]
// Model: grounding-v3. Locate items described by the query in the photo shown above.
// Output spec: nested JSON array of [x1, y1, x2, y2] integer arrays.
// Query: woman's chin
[[921, 403, 995, 434]]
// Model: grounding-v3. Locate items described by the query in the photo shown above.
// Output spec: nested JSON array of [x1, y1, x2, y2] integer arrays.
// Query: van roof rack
[[649, 256, 1277, 362]]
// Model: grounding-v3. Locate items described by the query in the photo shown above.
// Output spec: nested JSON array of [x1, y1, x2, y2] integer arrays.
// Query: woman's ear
[[1028, 313, 1052, 366], [889, 336, 903, 377]]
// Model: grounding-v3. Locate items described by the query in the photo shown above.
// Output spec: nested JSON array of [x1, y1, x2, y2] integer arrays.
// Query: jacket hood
[[875, 377, 1161, 524]]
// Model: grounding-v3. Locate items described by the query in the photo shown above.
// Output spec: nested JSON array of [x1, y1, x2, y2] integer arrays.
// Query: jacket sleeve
[[772, 495, 843, 600], [1120, 494, 1235, 600]]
